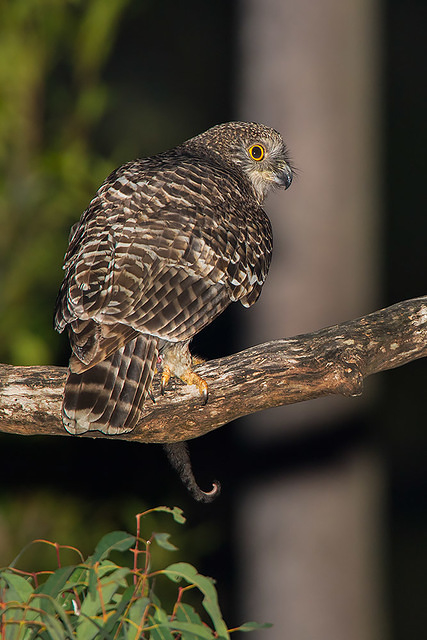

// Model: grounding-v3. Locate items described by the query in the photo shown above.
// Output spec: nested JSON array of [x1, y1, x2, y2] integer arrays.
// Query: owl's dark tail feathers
[[63, 335, 159, 435], [163, 442, 221, 503]]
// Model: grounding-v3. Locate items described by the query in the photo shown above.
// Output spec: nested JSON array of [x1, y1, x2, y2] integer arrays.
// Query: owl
[[55, 121, 293, 500]]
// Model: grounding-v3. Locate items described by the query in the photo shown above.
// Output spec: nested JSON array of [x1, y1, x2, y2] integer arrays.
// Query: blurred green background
[[0, 1, 426, 638], [0, 0, 234, 368], [0, 0, 235, 609]]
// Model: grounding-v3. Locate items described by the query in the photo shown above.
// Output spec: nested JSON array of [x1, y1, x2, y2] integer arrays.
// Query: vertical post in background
[[235, 1, 385, 638]]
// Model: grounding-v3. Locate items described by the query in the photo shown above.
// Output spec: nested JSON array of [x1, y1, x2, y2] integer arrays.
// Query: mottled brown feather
[[54, 121, 292, 452]]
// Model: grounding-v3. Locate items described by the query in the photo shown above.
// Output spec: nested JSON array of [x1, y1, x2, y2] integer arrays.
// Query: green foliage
[[0, 0, 131, 366], [0, 507, 270, 638]]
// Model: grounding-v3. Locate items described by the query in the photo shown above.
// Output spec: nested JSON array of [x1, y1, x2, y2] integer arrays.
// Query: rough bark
[[0, 296, 425, 443]]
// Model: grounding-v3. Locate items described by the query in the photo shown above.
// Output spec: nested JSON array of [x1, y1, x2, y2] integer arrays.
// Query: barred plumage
[[55, 121, 293, 500]]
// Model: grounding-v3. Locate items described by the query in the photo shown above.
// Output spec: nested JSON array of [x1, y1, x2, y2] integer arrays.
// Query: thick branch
[[0, 297, 426, 444]]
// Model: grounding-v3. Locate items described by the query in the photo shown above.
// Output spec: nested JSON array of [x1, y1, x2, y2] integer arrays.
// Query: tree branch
[[0, 297, 426, 444]]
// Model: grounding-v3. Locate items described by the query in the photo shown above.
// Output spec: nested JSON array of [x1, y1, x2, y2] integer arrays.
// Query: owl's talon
[[181, 369, 209, 405], [160, 365, 171, 395], [199, 378, 209, 405]]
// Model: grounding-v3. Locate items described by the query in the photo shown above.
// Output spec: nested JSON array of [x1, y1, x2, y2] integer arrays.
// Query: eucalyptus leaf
[[90, 531, 136, 563], [99, 584, 137, 636], [175, 602, 203, 626], [149, 612, 175, 640], [0, 571, 34, 602], [28, 593, 75, 636], [76, 613, 115, 640], [35, 565, 77, 598], [124, 595, 150, 640], [151, 506, 186, 524], [153, 532, 178, 551], [162, 563, 229, 640]]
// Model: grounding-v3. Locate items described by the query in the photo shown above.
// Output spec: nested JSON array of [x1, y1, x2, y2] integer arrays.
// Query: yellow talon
[[160, 364, 171, 395], [181, 370, 209, 405], [159, 344, 209, 404]]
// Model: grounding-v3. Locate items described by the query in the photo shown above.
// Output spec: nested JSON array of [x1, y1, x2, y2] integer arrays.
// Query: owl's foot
[[160, 343, 208, 404], [160, 364, 171, 395], [180, 369, 209, 404]]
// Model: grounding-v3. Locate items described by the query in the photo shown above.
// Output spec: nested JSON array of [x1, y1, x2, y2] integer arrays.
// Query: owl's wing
[[55, 168, 272, 370]]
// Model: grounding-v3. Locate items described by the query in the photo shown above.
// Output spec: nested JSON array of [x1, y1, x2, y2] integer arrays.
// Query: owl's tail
[[62, 335, 158, 435]]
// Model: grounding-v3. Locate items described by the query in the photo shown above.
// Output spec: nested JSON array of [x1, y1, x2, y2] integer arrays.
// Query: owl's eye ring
[[248, 144, 265, 161]]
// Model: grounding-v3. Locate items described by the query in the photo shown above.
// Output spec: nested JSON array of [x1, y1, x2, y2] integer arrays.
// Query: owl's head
[[182, 121, 293, 203]]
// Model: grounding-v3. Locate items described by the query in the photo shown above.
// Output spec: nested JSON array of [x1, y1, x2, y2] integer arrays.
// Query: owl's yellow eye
[[248, 144, 265, 161]]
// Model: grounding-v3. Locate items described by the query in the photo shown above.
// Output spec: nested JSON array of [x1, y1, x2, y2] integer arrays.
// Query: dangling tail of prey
[[163, 442, 221, 503]]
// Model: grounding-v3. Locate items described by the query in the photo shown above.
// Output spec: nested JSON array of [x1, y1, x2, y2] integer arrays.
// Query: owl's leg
[[180, 369, 208, 403], [160, 342, 208, 404]]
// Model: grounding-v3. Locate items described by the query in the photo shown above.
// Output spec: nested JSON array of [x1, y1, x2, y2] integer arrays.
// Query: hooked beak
[[274, 162, 293, 190]]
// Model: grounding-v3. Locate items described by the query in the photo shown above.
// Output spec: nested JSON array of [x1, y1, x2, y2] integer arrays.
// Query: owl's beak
[[275, 162, 293, 190]]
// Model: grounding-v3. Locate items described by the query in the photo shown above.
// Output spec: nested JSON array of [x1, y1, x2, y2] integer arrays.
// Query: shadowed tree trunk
[[236, 0, 384, 638]]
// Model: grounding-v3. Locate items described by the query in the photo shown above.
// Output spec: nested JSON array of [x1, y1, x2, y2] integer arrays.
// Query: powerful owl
[[54, 121, 293, 501]]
